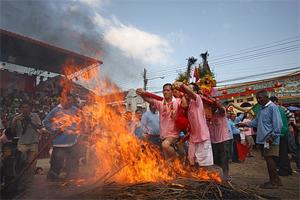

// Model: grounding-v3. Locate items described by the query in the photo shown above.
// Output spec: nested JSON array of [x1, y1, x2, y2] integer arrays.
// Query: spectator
[[288, 119, 300, 172], [239, 90, 283, 189], [133, 109, 144, 140], [124, 111, 135, 134], [43, 93, 81, 181], [141, 104, 160, 146], [270, 96, 292, 176], [227, 112, 243, 163], [11, 101, 42, 178], [240, 113, 255, 157]]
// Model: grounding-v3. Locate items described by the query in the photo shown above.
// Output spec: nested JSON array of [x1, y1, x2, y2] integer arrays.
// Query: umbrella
[[287, 106, 300, 111]]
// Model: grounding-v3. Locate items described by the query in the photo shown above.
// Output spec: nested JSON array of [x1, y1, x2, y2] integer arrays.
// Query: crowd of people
[[0, 88, 60, 128], [1, 81, 300, 195], [0, 83, 85, 193]]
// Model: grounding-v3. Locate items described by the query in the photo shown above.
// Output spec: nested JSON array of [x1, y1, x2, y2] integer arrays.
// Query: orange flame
[[53, 64, 221, 184]]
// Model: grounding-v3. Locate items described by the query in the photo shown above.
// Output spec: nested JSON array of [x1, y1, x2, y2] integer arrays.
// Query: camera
[[23, 115, 32, 124]]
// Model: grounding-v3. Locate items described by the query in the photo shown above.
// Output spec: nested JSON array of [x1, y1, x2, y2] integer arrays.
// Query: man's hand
[[266, 135, 274, 145], [173, 82, 183, 90], [136, 88, 145, 96], [14, 114, 24, 121], [237, 122, 248, 127], [37, 127, 50, 136]]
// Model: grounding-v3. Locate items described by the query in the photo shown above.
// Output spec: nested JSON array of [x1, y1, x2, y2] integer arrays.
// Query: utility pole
[[143, 68, 148, 90]]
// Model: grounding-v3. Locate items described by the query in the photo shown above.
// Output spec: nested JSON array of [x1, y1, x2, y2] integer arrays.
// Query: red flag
[[193, 66, 199, 82]]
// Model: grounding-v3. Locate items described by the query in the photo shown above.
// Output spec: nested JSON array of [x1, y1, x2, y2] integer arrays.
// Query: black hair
[[163, 83, 173, 90], [256, 90, 268, 98]]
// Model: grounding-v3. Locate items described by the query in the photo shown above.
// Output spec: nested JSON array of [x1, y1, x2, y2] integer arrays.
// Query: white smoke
[[0, 0, 173, 90]]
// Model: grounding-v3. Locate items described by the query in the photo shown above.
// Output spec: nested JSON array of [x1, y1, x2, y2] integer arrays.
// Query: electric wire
[[148, 46, 299, 77], [147, 38, 300, 76]]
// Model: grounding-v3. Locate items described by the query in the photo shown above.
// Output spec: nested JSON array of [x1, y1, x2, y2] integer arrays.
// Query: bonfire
[[53, 63, 263, 200]]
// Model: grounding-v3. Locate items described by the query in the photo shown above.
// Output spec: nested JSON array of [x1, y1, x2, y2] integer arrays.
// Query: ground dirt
[[16, 149, 300, 200]]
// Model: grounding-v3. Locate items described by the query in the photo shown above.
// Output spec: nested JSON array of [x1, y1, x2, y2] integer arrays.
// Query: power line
[[147, 38, 300, 76], [158, 57, 300, 80], [210, 37, 299, 61], [149, 45, 299, 77], [216, 61, 299, 72], [148, 47, 299, 78], [148, 69, 299, 93], [116, 37, 300, 87], [217, 70, 299, 87], [147, 37, 299, 74], [115, 73, 166, 88], [217, 67, 299, 83], [210, 45, 300, 65]]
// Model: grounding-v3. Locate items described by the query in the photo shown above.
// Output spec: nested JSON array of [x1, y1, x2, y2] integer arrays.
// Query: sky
[[0, 0, 299, 93]]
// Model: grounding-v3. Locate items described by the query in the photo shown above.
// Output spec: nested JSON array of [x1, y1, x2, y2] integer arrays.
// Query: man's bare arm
[[136, 88, 155, 104], [174, 82, 197, 100]]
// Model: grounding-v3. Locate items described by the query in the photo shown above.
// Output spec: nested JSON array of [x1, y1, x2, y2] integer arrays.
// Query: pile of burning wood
[[71, 177, 263, 200]]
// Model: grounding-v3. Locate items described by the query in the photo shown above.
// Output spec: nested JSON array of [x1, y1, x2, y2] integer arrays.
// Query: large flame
[[54, 64, 221, 184]]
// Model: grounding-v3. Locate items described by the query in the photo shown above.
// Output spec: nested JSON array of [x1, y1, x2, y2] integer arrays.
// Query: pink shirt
[[209, 114, 230, 143], [188, 95, 210, 143], [241, 119, 253, 136], [153, 97, 181, 139]]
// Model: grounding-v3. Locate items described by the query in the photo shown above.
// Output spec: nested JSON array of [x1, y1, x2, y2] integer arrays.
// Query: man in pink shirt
[[209, 101, 231, 181], [174, 82, 213, 167], [136, 84, 181, 161]]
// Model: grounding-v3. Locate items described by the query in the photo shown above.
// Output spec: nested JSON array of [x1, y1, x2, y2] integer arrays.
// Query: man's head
[[125, 111, 132, 121], [19, 101, 31, 116], [227, 112, 236, 120], [270, 96, 279, 105], [256, 90, 269, 106], [135, 109, 143, 121], [149, 103, 157, 114], [162, 83, 173, 101], [172, 89, 182, 98], [60, 93, 74, 109]]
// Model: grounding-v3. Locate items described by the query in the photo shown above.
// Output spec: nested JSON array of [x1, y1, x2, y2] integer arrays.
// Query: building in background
[[216, 71, 299, 113], [125, 89, 147, 112]]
